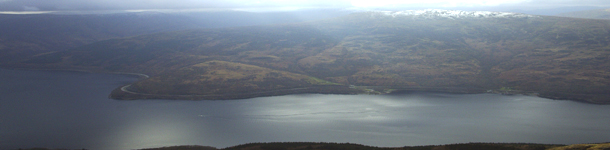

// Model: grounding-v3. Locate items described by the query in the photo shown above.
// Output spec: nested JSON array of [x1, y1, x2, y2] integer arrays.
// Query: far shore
[[2, 66, 608, 105], [112, 83, 610, 105], [110, 84, 361, 101]]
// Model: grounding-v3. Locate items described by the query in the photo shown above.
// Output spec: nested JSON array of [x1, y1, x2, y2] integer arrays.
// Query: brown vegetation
[[16, 12, 610, 103]]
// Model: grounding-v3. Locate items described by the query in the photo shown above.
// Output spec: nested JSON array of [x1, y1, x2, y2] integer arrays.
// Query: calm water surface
[[1, 69, 610, 150]]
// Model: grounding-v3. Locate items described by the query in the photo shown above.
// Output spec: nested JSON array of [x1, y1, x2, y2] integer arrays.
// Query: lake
[[1, 68, 610, 150]]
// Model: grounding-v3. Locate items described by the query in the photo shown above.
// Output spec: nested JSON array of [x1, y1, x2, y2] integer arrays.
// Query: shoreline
[[112, 83, 610, 105], [110, 84, 361, 100], [2, 66, 608, 105]]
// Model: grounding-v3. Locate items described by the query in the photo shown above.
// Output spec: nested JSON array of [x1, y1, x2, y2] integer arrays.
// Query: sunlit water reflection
[[1, 69, 610, 150]]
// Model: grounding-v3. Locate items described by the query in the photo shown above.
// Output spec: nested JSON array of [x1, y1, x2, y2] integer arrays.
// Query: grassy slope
[[128, 60, 343, 95], [548, 143, 610, 150], [21, 12, 610, 103]]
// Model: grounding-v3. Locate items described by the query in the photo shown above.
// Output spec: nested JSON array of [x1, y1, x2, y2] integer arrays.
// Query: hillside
[[19, 9, 610, 103], [0, 13, 201, 63], [0, 10, 350, 63]]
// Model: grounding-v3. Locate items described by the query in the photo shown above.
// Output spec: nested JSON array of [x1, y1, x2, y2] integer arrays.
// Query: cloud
[[349, 0, 532, 7], [0, 0, 351, 12], [0, 0, 608, 12]]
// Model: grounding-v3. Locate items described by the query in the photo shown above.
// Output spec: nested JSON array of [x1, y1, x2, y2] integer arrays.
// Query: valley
[[3, 1, 610, 149]]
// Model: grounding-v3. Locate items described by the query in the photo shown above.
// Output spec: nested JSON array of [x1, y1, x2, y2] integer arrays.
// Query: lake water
[[1, 68, 610, 150]]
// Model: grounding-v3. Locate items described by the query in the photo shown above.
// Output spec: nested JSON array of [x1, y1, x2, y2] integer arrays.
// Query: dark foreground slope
[[20, 10, 610, 103], [221, 142, 563, 150], [15, 142, 610, 150], [143, 142, 609, 150]]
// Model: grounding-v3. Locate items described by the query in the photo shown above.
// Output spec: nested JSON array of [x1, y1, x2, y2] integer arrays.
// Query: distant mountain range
[[558, 8, 610, 19], [4, 9, 610, 104]]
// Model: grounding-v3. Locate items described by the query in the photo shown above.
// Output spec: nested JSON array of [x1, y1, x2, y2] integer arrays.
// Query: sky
[[0, 0, 608, 13]]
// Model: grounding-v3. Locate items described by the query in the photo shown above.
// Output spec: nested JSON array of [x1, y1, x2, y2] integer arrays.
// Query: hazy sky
[[0, 0, 608, 12]]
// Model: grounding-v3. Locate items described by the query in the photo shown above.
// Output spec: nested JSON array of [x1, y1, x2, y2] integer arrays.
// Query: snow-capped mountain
[[369, 9, 537, 19]]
